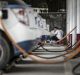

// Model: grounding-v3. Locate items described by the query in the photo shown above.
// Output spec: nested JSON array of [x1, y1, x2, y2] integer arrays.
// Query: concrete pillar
[[77, 0, 80, 34], [67, 0, 77, 45]]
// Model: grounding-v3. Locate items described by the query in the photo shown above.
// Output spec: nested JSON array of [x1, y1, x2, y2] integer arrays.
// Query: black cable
[[32, 36, 72, 52], [32, 43, 78, 59], [33, 42, 77, 53], [40, 40, 74, 52], [41, 45, 70, 52], [72, 62, 80, 75], [32, 44, 43, 52], [32, 43, 69, 52], [41, 43, 73, 52], [32, 40, 80, 59]]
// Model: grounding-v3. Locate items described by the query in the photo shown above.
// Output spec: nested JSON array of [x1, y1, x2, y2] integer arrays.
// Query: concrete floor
[[3, 62, 73, 75], [3, 45, 80, 75]]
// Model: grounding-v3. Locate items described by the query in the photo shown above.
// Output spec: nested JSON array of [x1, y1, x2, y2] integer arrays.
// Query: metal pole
[[77, 0, 80, 34], [67, 0, 77, 45]]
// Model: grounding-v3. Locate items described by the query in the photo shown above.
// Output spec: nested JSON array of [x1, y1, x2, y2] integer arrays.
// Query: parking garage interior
[[0, 0, 80, 75]]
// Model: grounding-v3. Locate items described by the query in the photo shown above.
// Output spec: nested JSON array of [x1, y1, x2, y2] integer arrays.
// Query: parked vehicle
[[0, 0, 50, 70]]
